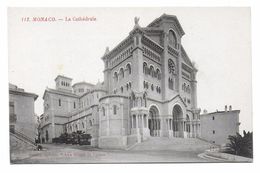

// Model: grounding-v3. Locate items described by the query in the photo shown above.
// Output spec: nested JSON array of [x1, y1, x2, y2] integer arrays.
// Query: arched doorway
[[172, 104, 183, 137], [186, 114, 191, 138], [148, 105, 160, 137]]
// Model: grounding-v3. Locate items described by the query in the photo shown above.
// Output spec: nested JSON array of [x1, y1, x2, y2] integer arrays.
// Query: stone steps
[[131, 137, 215, 151], [10, 133, 36, 152]]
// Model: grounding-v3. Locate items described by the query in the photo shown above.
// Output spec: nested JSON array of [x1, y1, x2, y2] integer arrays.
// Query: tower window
[[168, 78, 174, 90], [102, 107, 106, 116], [143, 62, 148, 74], [212, 116, 215, 120], [213, 130, 215, 134], [59, 99, 61, 106], [113, 105, 117, 115], [126, 63, 131, 75], [169, 30, 177, 48], [74, 102, 76, 109]]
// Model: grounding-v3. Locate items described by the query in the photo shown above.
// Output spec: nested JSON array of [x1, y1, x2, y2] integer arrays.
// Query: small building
[[200, 106, 240, 145], [9, 83, 38, 140]]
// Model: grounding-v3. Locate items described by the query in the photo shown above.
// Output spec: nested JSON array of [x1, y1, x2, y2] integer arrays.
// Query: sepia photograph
[[8, 7, 252, 164]]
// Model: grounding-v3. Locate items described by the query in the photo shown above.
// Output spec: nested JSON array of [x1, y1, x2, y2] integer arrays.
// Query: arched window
[[119, 68, 124, 79], [156, 69, 161, 80], [143, 62, 148, 74], [169, 30, 177, 48], [102, 107, 106, 116], [149, 65, 154, 77], [126, 64, 131, 75], [114, 72, 118, 82], [168, 78, 174, 90], [58, 99, 61, 106], [187, 85, 190, 93], [113, 105, 117, 115], [168, 59, 176, 75]]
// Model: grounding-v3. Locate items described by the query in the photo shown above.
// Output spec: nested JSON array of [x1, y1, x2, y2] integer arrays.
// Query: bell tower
[[55, 75, 73, 93]]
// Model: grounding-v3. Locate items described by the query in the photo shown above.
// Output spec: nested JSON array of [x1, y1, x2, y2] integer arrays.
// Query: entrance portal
[[172, 104, 183, 137], [148, 105, 160, 137]]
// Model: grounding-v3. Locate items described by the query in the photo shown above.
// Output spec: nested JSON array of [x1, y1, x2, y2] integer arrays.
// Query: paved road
[[11, 137, 218, 163]]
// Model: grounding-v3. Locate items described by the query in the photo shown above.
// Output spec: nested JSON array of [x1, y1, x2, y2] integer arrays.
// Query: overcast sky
[[8, 7, 252, 132]]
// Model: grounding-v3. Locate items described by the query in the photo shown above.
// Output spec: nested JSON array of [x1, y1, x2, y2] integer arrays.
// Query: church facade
[[40, 14, 201, 149]]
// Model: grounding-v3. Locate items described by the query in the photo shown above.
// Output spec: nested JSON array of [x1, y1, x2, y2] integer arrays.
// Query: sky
[[8, 7, 252, 132]]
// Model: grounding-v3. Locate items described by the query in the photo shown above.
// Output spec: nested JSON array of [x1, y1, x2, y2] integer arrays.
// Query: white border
[[1, 0, 259, 172]]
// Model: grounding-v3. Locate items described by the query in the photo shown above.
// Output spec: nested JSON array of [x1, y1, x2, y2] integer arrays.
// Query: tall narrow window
[[119, 68, 124, 79], [168, 78, 173, 90], [149, 66, 154, 77], [156, 69, 161, 80], [102, 107, 106, 116], [169, 30, 177, 48], [114, 72, 118, 83], [74, 102, 76, 109], [126, 64, 131, 75], [59, 99, 61, 106], [113, 105, 117, 115], [143, 62, 148, 74]]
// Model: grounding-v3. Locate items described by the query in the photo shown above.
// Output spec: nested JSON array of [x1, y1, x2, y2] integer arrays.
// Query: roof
[[201, 110, 240, 116], [43, 87, 79, 99], [72, 81, 95, 87], [147, 14, 185, 36], [55, 75, 72, 81], [9, 83, 38, 100]]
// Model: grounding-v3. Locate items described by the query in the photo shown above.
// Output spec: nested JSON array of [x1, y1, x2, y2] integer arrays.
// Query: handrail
[[10, 129, 36, 146]]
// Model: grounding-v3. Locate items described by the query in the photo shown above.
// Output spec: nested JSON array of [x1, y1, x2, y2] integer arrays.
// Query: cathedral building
[[40, 14, 201, 149]]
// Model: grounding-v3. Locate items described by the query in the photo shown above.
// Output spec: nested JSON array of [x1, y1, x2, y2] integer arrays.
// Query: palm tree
[[226, 130, 253, 158]]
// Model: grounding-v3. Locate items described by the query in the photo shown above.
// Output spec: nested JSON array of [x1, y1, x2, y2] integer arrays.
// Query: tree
[[226, 130, 253, 158]]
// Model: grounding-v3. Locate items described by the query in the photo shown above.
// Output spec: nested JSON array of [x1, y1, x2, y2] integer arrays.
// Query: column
[[136, 114, 139, 129], [132, 115, 134, 129], [142, 114, 144, 129], [106, 104, 110, 136]]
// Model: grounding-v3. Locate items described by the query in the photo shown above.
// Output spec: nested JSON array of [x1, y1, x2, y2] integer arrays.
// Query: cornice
[[102, 35, 133, 61], [9, 89, 38, 100], [142, 35, 164, 54]]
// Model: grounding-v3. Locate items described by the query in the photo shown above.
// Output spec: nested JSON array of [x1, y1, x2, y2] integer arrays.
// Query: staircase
[[10, 130, 36, 151], [131, 137, 217, 152]]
